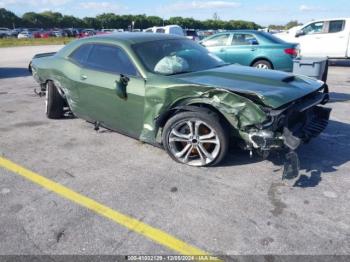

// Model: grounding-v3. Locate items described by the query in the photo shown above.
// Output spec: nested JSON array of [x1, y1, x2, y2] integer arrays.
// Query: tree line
[[268, 20, 302, 30], [0, 8, 261, 30]]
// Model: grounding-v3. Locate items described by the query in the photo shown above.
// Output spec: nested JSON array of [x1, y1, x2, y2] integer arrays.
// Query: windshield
[[132, 39, 226, 75]]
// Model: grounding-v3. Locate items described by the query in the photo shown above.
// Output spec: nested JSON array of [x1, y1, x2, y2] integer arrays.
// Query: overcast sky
[[0, 0, 348, 26]]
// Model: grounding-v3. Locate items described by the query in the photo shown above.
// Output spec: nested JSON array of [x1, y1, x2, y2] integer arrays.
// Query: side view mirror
[[295, 30, 305, 38], [116, 74, 129, 99]]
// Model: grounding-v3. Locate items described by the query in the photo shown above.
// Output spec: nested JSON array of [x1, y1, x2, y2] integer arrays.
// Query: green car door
[[223, 33, 259, 65], [201, 33, 231, 61], [74, 43, 145, 138]]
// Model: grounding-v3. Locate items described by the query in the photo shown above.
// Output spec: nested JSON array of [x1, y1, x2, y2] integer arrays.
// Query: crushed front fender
[[139, 79, 268, 144]]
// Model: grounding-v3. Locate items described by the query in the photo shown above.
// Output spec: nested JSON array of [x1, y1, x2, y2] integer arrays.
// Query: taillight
[[284, 48, 297, 56]]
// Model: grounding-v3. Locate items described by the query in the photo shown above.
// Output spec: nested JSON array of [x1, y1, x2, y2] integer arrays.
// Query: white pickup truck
[[275, 18, 350, 59]]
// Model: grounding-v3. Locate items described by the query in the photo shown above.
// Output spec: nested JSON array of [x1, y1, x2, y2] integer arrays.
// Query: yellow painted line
[[0, 156, 212, 256]]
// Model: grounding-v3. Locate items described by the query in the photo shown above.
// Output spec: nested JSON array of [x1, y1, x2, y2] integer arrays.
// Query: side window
[[231, 34, 258, 45], [85, 44, 138, 76], [69, 44, 93, 64], [302, 21, 325, 35], [328, 20, 345, 33], [172, 28, 184, 36], [203, 34, 230, 47], [156, 28, 165, 33]]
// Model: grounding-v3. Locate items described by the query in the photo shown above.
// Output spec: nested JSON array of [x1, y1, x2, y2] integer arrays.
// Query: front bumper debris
[[282, 151, 300, 180], [246, 97, 331, 181], [283, 106, 331, 150], [248, 105, 331, 151]]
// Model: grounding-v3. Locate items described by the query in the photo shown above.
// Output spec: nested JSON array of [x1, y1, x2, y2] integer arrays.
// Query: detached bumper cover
[[249, 106, 331, 150], [283, 106, 331, 150]]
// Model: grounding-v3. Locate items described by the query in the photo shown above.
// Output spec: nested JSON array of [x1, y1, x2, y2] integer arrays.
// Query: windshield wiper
[[214, 63, 230, 68], [166, 70, 193, 76]]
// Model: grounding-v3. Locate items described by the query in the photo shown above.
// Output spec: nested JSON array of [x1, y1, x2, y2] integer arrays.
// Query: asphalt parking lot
[[0, 45, 350, 258]]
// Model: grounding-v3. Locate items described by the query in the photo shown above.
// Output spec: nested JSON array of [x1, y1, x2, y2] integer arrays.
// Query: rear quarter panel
[[256, 45, 294, 72], [31, 55, 84, 118]]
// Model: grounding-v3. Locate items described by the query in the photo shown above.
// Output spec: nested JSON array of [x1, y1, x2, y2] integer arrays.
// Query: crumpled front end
[[241, 84, 331, 153]]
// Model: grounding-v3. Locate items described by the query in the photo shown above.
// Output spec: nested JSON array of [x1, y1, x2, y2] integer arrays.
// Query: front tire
[[46, 81, 64, 119], [162, 111, 229, 167]]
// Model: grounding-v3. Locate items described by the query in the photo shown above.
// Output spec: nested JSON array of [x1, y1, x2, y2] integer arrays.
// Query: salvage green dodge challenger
[[30, 33, 331, 169]]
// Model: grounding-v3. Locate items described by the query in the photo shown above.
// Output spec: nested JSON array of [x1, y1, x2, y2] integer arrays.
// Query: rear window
[[328, 20, 345, 33], [259, 32, 287, 44], [69, 44, 93, 64]]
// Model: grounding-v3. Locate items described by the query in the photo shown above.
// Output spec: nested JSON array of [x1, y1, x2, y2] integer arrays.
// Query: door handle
[[80, 74, 87, 80]]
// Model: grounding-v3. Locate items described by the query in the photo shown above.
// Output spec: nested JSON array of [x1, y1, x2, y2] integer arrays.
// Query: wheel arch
[[156, 102, 233, 132], [250, 57, 274, 69], [45, 79, 66, 99]]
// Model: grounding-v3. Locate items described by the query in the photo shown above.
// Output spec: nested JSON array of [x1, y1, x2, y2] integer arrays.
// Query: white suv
[[143, 25, 184, 36]]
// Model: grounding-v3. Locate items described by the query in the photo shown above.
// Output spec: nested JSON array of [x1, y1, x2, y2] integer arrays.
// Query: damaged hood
[[173, 65, 324, 109]]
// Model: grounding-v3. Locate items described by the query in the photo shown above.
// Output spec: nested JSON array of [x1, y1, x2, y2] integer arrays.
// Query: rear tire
[[162, 111, 229, 167], [46, 81, 64, 119], [252, 60, 272, 70]]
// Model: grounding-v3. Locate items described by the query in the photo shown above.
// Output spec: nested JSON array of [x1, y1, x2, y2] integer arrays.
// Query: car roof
[[82, 32, 185, 44], [311, 17, 350, 22], [227, 30, 260, 33], [210, 30, 261, 35]]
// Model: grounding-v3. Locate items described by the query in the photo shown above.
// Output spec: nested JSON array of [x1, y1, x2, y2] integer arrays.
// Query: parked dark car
[[201, 30, 299, 72], [63, 28, 80, 37], [184, 29, 200, 41], [80, 29, 96, 37]]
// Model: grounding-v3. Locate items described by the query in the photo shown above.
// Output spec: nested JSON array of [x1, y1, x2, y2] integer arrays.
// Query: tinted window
[[302, 21, 324, 35], [231, 33, 258, 45], [69, 44, 93, 64], [202, 34, 230, 47], [156, 28, 165, 33], [328, 20, 345, 33], [85, 44, 137, 76]]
